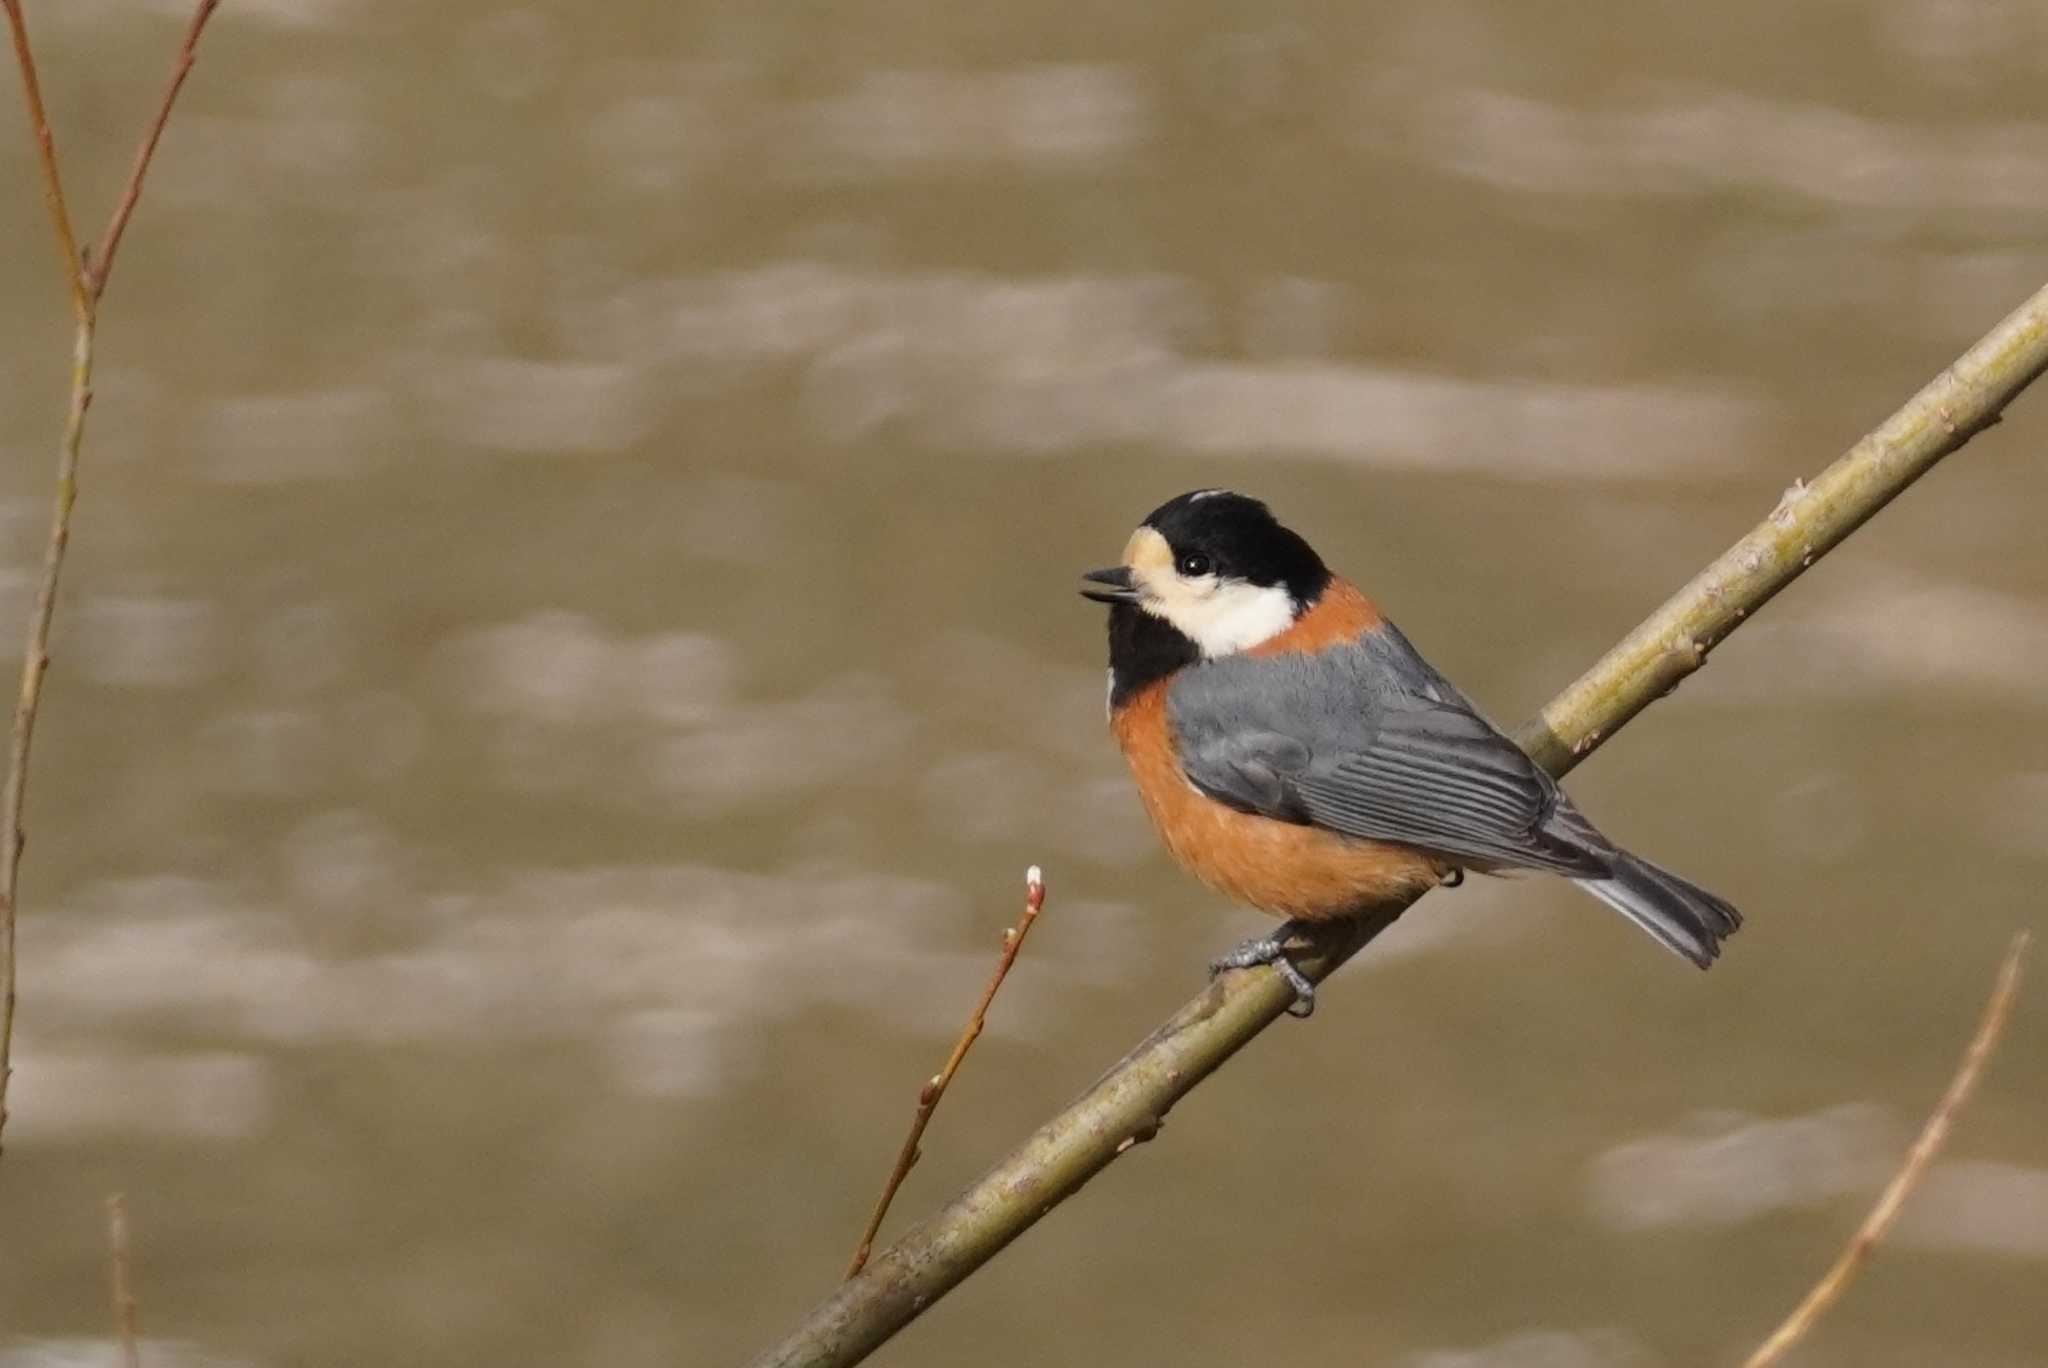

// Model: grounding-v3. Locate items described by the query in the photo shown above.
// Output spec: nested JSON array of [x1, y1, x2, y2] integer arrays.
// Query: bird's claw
[[1209, 923, 1317, 1018]]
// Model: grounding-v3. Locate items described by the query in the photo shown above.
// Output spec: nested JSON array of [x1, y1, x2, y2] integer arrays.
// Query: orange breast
[[1112, 673, 1445, 922]]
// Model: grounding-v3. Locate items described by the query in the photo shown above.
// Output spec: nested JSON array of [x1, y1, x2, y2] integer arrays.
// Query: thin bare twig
[[0, 0, 88, 319], [88, 0, 221, 302], [106, 1194, 141, 1368], [1742, 931, 2030, 1368], [844, 866, 1049, 1280], [0, 0, 224, 1153]]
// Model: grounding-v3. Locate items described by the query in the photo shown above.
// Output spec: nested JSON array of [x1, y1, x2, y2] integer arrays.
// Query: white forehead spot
[[1188, 488, 1231, 501]]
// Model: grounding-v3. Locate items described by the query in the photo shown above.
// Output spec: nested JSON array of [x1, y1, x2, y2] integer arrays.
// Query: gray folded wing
[[1167, 632, 1611, 877]]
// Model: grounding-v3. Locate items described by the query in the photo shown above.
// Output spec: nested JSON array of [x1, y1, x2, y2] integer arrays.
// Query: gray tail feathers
[[1570, 852, 1742, 969]]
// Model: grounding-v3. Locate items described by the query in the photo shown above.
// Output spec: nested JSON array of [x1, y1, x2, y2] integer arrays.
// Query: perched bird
[[1081, 489, 1739, 1014]]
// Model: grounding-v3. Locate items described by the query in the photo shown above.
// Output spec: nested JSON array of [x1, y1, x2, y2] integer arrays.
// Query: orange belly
[[1113, 680, 1445, 921]]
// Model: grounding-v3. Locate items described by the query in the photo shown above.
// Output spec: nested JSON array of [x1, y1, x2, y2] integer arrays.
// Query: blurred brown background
[[1, 3, 2045, 1366]]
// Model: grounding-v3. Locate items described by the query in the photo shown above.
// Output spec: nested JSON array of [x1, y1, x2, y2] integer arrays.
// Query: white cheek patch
[[1121, 526, 1295, 657], [1165, 580, 1296, 657]]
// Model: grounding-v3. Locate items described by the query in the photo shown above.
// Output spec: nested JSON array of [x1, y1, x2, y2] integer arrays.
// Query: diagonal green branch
[[740, 279, 2048, 1368], [1519, 284, 2048, 779]]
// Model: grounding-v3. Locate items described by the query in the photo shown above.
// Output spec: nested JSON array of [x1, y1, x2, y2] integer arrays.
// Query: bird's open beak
[[1079, 566, 1140, 604]]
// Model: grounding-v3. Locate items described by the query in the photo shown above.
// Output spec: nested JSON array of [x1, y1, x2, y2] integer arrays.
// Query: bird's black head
[[1080, 490, 1331, 707], [1137, 490, 1330, 603]]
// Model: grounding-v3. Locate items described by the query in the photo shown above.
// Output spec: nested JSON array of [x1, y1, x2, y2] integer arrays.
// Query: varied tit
[[1081, 489, 1740, 1015]]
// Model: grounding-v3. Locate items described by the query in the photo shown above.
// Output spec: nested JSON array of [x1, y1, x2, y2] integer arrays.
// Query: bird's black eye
[[1176, 552, 1213, 578]]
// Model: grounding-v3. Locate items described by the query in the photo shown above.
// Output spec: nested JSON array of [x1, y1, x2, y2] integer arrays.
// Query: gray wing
[[1167, 624, 1610, 876]]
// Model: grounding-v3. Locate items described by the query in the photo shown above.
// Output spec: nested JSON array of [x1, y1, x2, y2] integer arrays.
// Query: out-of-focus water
[[1, 4, 2045, 1366]]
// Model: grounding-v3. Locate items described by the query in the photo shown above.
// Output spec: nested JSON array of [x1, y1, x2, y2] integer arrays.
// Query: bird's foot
[[1209, 921, 1318, 1018]]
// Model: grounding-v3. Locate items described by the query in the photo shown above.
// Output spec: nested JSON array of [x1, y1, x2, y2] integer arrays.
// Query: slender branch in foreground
[[845, 866, 1049, 1280], [0, 0, 224, 1153], [107, 1194, 141, 1368], [87, 0, 221, 301], [1742, 931, 2030, 1368], [1, 0, 88, 318], [741, 279, 2048, 1368]]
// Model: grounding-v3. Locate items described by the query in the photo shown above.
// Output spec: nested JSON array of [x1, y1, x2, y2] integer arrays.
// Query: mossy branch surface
[[741, 280, 2048, 1368]]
